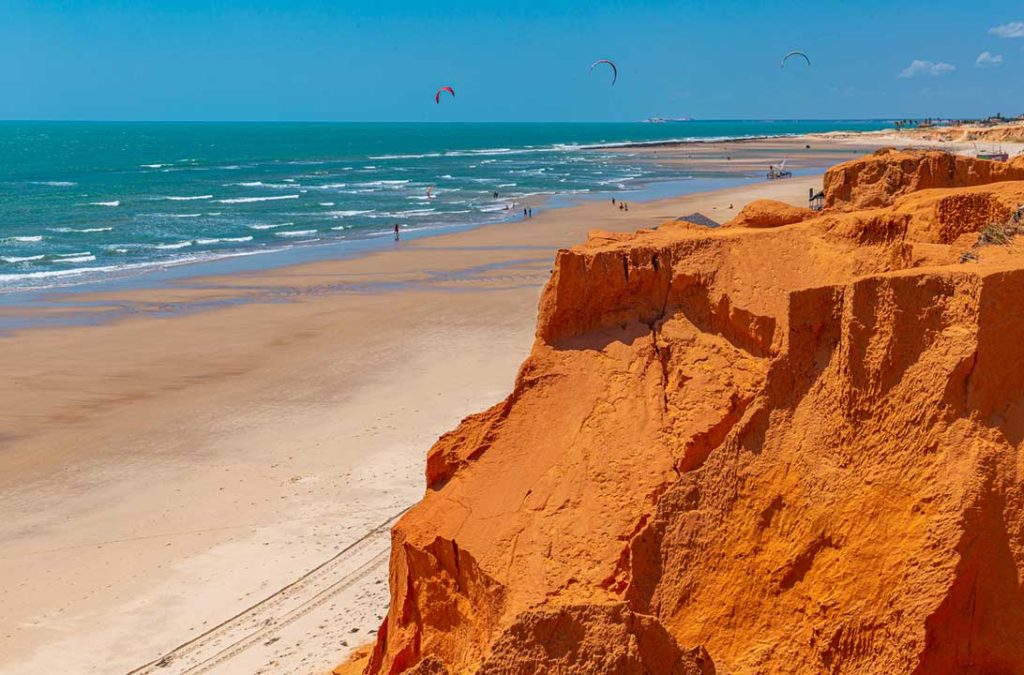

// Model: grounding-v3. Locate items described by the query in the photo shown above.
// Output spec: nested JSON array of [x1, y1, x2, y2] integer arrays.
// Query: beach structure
[[809, 187, 825, 211]]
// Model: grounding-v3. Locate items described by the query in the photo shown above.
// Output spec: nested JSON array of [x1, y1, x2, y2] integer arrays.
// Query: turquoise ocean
[[0, 121, 888, 291]]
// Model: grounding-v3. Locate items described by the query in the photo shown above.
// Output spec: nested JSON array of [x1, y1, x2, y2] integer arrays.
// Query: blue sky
[[1, 0, 1022, 121]]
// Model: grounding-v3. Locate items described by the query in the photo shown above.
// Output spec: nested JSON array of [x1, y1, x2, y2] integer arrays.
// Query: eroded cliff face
[[362, 151, 1024, 674], [823, 147, 1024, 210]]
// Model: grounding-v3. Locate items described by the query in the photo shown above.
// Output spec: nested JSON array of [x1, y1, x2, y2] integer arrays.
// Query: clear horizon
[[2, 0, 1022, 122], [0, 117, 906, 123]]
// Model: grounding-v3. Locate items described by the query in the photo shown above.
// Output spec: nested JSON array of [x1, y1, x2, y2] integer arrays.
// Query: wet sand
[[0, 138, 879, 673]]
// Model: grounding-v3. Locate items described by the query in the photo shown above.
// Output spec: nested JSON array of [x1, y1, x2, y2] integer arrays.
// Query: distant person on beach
[[523, 208, 527, 218], [528, 208, 532, 218], [612, 197, 616, 206], [393, 223, 400, 241], [619, 203, 624, 211], [494, 191, 499, 198], [624, 203, 629, 212]]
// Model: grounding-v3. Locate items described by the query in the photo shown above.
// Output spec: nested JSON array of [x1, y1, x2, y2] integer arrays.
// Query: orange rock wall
[[363, 151, 1024, 674], [823, 148, 1024, 210]]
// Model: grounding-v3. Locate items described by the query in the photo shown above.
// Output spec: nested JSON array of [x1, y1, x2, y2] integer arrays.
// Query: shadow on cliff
[[913, 477, 1024, 673], [477, 603, 716, 675]]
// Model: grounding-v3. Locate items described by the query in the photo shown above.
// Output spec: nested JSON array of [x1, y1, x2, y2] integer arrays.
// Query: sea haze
[[0, 121, 887, 290]]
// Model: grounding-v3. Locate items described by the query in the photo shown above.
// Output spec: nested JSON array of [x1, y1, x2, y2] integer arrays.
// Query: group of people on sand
[[611, 197, 629, 211]]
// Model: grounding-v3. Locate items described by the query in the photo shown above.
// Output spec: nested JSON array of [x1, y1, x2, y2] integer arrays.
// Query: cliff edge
[[359, 150, 1024, 674]]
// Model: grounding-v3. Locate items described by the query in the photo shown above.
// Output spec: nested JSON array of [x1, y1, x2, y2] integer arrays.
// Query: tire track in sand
[[126, 509, 405, 674]]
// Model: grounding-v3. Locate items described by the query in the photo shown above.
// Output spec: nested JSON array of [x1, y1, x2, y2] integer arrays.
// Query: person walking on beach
[[528, 207, 532, 218], [523, 208, 528, 218], [612, 197, 616, 206], [393, 223, 400, 241]]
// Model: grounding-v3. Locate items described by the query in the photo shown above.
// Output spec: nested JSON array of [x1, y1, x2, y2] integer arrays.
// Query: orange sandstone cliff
[[823, 148, 1024, 210], [361, 151, 1024, 674]]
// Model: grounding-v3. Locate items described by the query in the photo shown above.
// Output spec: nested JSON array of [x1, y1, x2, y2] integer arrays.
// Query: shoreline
[[0, 135, 884, 673], [0, 123, 890, 304], [0, 175, 742, 330], [0, 134, 884, 335]]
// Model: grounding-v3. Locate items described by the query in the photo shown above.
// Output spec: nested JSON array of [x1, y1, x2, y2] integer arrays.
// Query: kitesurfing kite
[[435, 86, 455, 104], [780, 51, 811, 68], [589, 59, 618, 85]]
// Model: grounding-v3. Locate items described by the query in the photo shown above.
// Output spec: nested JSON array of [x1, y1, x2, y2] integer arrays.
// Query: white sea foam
[[368, 208, 435, 218], [354, 180, 410, 188], [195, 236, 253, 245], [1, 255, 46, 263], [217, 194, 300, 204], [90, 200, 120, 207], [0, 249, 270, 287], [140, 163, 168, 168], [368, 152, 443, 160], [274, 229, 318, 237], [49, 226, 114, 233], [318, 202, 335, 206], [155, 241, 194, 250], [54, 255, 96, 264], [248, 222, 292, 230], [227, 181, 297, 189], [31, 181, 77, 187], [4, 235, 43, 243], [324, 210, 373, 218], [164, 195, 213, 201]]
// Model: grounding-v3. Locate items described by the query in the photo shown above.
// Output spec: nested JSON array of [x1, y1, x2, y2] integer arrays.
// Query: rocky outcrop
[[823, 148, 1024, 210], [725, 199, 814, 228], [362, 152, 1024, 674]]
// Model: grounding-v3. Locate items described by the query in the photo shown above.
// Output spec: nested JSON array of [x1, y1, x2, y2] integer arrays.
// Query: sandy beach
[[0, 137, 881, 673]]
